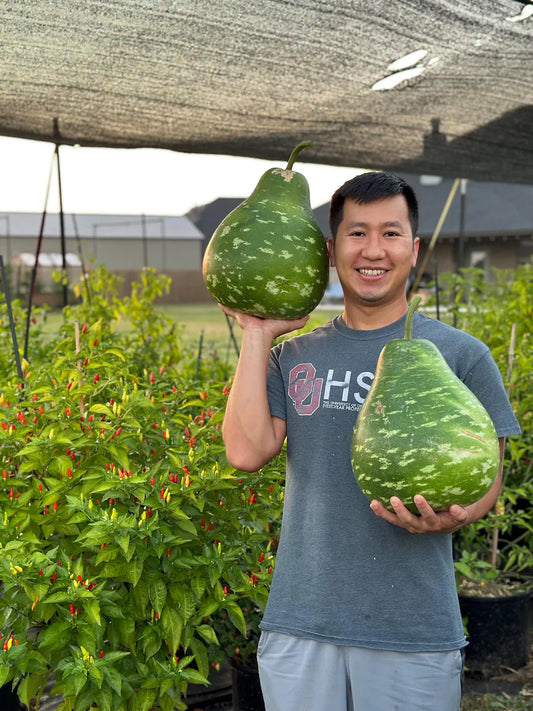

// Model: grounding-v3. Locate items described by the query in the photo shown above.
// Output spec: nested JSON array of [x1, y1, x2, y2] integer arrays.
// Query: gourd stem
[[286, 141, 313, 171], [404, 296, 422, 339]]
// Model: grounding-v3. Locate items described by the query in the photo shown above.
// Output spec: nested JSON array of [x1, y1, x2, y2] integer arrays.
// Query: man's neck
[[341, 300, 409, 331]]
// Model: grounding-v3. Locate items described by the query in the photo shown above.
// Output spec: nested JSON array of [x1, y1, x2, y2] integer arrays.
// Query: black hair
[[329, 171, 419, 240]]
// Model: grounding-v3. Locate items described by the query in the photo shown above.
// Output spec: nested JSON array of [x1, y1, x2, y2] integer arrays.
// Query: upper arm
[[224, 415, 287, 473]]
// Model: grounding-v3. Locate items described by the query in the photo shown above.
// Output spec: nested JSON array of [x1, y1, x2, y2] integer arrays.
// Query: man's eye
[[350, 231, 365, 238], [384, 231, 399, 238]]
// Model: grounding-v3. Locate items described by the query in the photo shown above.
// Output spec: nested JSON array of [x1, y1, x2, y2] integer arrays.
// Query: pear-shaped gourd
[[202, 141, 329, 319], [352, 297, 500, 513]]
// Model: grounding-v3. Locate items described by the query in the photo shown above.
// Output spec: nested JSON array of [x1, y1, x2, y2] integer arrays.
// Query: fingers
[[370, 495, 469, 534]]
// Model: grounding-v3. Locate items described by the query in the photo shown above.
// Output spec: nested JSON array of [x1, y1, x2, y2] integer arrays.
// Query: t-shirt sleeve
[[266, 345, 287, 421], [464, 350, 521, 438]]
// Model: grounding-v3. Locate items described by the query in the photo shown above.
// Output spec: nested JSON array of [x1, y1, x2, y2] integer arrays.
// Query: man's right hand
[[220, 304, 310, 341]]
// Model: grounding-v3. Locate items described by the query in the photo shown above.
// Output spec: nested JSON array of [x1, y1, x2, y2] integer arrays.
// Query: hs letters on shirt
[[288, 363, 374, 416]]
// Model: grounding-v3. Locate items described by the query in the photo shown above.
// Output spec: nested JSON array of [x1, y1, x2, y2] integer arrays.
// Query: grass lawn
[[39, 302, 343, 363]]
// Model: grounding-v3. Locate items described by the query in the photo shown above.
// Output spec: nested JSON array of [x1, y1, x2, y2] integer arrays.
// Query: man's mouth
[[357, 268, 388, 276]]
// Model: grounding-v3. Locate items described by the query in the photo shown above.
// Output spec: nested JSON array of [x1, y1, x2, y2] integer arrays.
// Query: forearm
[[223, 328, 285, 471]]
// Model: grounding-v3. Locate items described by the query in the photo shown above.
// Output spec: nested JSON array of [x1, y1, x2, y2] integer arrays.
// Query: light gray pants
[[257, 631, 463, 711]]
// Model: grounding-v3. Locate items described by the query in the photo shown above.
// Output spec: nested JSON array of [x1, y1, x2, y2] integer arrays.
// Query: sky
[[0, 136, 361, 217]]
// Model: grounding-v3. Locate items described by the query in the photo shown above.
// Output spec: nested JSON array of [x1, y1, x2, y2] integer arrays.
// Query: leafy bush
[[436, 261, 533, 589], [0, 268, 284, 710]]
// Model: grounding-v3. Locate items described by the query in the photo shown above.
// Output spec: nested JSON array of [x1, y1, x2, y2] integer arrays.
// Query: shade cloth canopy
[[1, 0, 532, 184]]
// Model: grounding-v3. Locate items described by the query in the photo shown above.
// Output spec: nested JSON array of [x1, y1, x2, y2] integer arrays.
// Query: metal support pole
[[54, 137, 68, 307]]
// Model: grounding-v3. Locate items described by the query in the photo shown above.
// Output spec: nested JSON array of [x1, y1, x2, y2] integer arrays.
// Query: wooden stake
[[490, 322, 517, 568]]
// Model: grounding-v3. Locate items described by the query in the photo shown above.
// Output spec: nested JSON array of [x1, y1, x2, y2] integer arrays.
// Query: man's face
[[328, 195, 419, 309]]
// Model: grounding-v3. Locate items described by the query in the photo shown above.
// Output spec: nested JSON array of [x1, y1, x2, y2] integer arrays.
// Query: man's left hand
[[370, 495, 469, 534]]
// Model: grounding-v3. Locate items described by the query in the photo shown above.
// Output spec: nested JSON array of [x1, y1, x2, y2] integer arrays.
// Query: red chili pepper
[[99, 650, 104, 658], [69, 603, 75, 615], [9, 488, 14, 499], [53, 501, 58, 511], [150, 372, 155, 384], [150, 476, 155, 486], [93, 373, 100, 384], [67, 468, 72, 478], [82, 322, 88, 334], [258, 552, 265, 563]]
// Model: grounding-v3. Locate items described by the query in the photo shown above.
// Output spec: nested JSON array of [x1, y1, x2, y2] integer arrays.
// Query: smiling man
[[221, 172, 520, 711]]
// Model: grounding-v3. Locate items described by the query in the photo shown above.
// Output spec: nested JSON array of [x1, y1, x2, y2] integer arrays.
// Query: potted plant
[[435, 262, 533, 677], [0, 267, 285, 710]]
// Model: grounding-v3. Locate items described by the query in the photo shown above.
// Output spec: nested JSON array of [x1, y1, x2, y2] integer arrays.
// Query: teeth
[[359, 268, 386, 275]]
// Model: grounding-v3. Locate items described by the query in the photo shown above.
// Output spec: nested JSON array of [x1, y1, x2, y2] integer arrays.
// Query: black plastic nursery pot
[[231, 660, 265, 711], [0, 683, 21, 710], [459, 591, 531, 679]]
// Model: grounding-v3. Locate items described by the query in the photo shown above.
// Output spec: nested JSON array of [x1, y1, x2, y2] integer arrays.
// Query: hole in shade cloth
[[506, 4, 533, 22], [371, 66, 426, 91], [387, 49, 428, 72]]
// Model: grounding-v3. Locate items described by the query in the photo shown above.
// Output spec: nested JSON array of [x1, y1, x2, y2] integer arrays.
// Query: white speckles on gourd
[[351, 296, 500, 513], [202, 142, 329, 318]]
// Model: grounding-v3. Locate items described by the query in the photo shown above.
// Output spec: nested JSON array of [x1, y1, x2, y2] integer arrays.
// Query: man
[[221, 172, 520, 711]]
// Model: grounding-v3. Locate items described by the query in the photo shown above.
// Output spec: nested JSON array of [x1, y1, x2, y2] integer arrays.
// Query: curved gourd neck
[[404, 296, 422, 339], [286, 141, 313, 171]]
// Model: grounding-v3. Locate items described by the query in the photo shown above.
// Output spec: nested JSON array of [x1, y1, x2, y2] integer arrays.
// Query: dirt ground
[[462, 638, 533, 701]]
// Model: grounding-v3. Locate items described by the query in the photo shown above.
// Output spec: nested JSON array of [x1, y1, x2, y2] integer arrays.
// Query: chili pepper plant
[[0, 267, 285, 711], [435, 262, 533, 594]]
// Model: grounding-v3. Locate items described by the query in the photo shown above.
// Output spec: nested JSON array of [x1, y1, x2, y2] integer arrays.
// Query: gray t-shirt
[[260, 312, 521, 652]]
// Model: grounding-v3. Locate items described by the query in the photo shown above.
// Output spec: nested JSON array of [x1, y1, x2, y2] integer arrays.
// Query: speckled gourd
[[202, 141, 329, 319], [351, 297, 500, 513]]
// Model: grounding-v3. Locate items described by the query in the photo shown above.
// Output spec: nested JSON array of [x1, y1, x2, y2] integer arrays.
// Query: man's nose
[[361, 234, 386, 258]]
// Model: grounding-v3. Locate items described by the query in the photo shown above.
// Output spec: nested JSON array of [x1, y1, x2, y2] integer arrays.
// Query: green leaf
[[225, 602, 247, 637], [196, 624, 218, 646], [161, 606, 183, 655], [132, 580, 149, 612], [0, 662, 13, 688], [64, 669, 88, 698], [18, 673, 47, 709], [38, 620, 72, 649], [104, 348, 126, 361], [179, 668, 208, 686], [89, 404, 114, 417], [149, 579, 167, 613], [139, 626, 161, 660], [134, 688, 157, 711], [117, 617, 136, 652], [187, 637, 209, 679], [114, 532, 130, 556], [88, 663, 104, 688], [124, 558, 143, 586], [84, 599, 102, 627], [102, 665, 122, 696]]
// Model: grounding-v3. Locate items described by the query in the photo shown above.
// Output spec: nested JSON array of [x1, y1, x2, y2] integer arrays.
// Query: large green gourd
[[352, 297, 500, 513], [202, 141, 329, 319]]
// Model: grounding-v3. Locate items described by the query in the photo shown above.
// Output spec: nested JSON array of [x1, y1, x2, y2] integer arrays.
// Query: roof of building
[[0, 212, 204, 240]]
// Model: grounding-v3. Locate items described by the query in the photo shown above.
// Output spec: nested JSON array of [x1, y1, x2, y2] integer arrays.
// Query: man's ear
[[327, 238, 336, 267], [412, 236, 420, 268]]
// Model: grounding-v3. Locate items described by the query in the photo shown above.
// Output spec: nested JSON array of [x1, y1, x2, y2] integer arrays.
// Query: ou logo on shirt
[[288, 362, 374, 416]]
